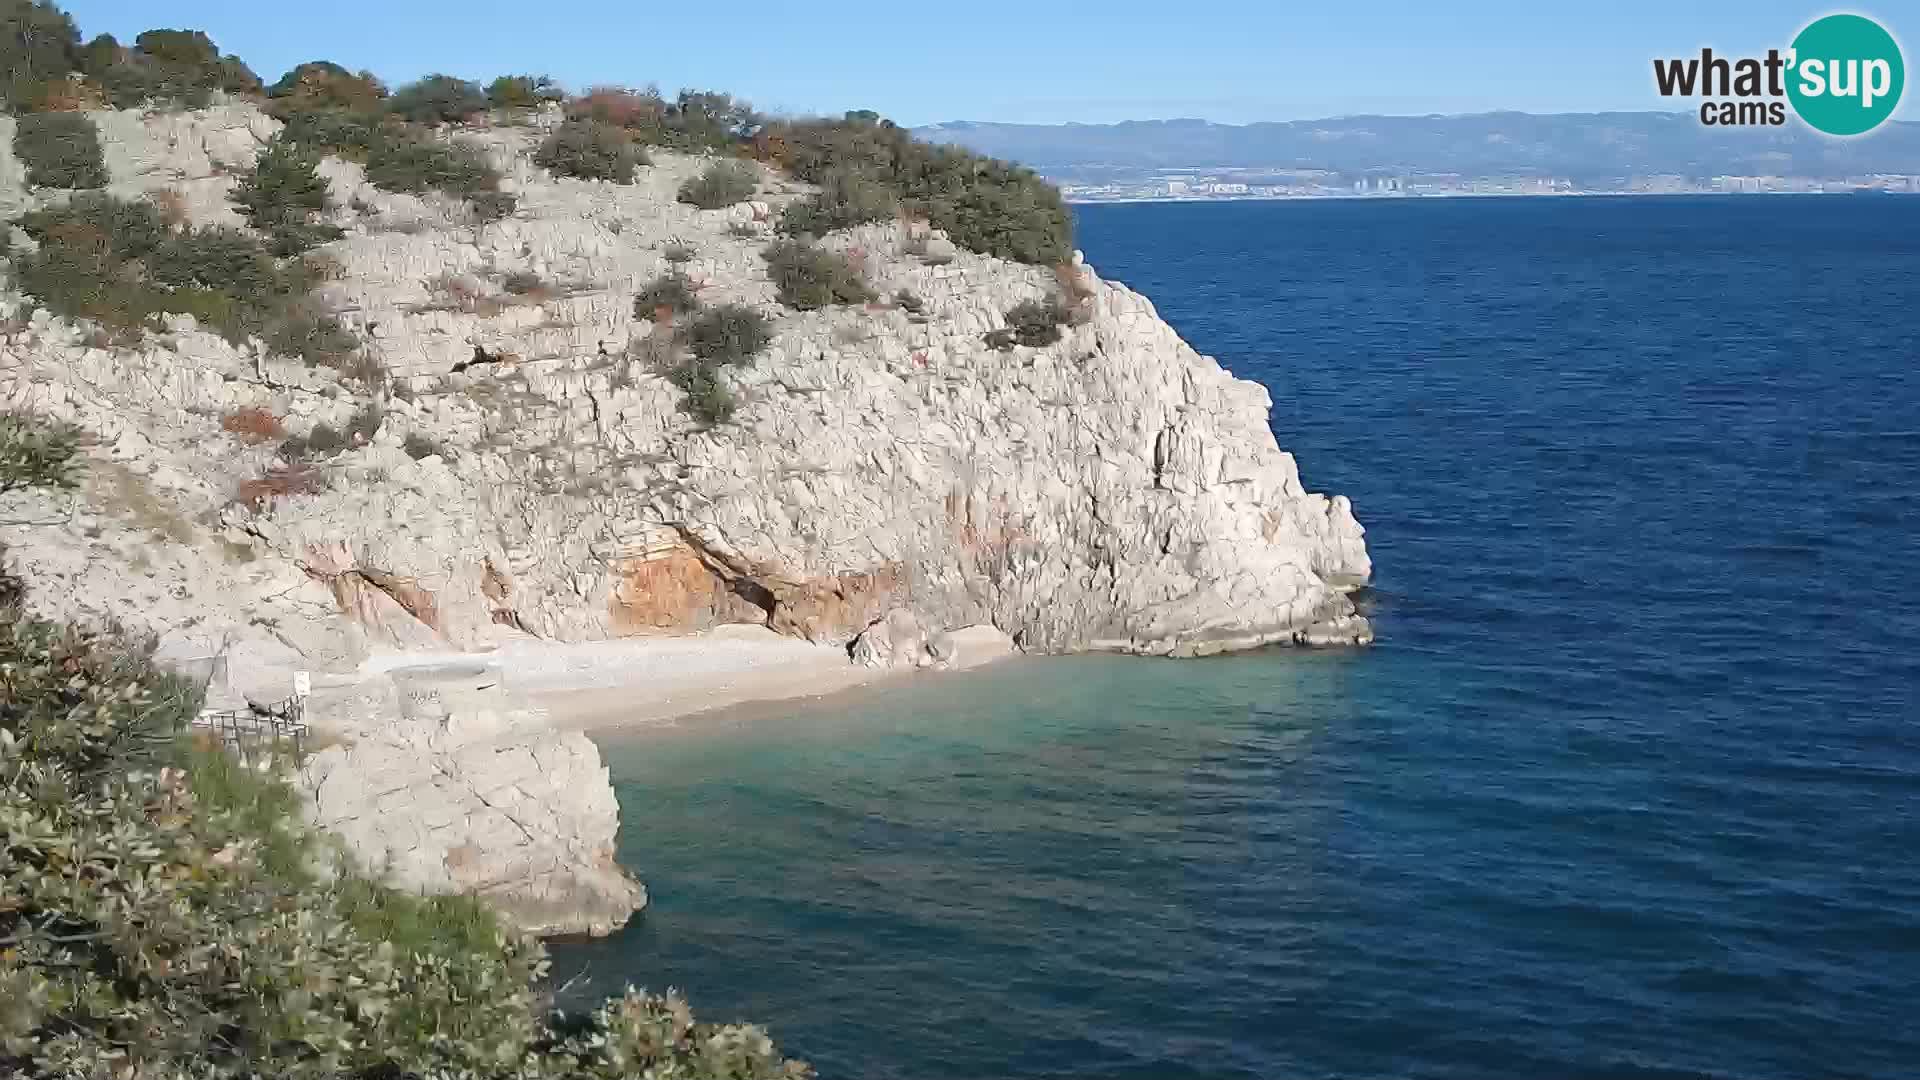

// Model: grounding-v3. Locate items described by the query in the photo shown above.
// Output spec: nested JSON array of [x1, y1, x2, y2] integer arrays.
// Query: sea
[[549, 196, 1920, 1079]]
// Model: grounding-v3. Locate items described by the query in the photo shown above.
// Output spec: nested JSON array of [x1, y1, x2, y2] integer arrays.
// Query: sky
[[57, 1, 1916, 127]]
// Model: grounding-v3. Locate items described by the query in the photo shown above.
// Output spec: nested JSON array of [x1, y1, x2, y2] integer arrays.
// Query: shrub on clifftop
[[388, 73, 486, 125], [678, 158, 758, 209], [487, 73, 562, 111], [11, 111, 106, 188], [759, 112, 1072, 264], [535, 119, 646, 182], [777, 168, 898, 237], [364, 130, 503, 209], [268, 60, 387, 112], [0, 0, 80, 113], [763, 239, 874, 310], [81, 28, 261, 109]]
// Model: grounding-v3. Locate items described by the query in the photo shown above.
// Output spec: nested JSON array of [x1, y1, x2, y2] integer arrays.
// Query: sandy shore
[[522, 627, 900, 730], [354, 623, 1015, 732]]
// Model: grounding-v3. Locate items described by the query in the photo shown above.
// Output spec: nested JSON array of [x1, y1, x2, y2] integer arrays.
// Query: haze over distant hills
[[915, 112, 1920, 186]]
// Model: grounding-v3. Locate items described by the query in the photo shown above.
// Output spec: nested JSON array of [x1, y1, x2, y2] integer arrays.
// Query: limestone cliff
[[0, 103, 1369, 934]]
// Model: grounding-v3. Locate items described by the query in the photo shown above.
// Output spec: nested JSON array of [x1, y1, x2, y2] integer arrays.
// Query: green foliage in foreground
[[0, 539, 812, 1080]]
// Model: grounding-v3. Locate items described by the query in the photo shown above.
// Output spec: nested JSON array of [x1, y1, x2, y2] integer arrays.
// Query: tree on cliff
[[0, 0, 79, 111]]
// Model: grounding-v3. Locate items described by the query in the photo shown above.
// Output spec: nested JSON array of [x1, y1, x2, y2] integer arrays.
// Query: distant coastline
[[1065, 188, 1920, 206]]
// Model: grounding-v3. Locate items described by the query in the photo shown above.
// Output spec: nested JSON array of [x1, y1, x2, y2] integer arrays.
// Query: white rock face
[[302, 664, 643, 936], [0, 102, 1370, 933]]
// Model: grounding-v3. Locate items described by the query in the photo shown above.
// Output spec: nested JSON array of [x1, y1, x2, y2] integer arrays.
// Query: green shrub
[[0, 412, 80, 496], [657, 303, 774, 426], [105, 28, 260, 107], [894, 288, 925, 315], [364, 131, 499, 200], [15, 193, 169, 258], [574, 86, 758, 151], [777, 168, 897, 236], [486, 73, 561, 111], [267, 60, 387, 113], [0, 0, 81, 114], [180, 738, 312, 879], [12, 111, 106, 189], [0, 591, 198, 786], [502, 270, 545, 295], [657, 90, 759, 151], [683, 303, 773, 366], [71, 27, 259, 110], [15, 205, 341, 351], [469, 190, 517, 222], [534, 119, 646, 182], [11, 191, 359, 359], [274, 104, 386, 157], [566, 85, 666, 130], [634, 271, 698, 320], [305, 421, 344, 454], [10, 196, 166, 329], [402, 431, 448, 460], [666, 359, 736, 425], [148, 226, 279, 295], [663, 242, 696, 264], [677, 159, 758, 210], [388, 73, 486, 124], [986, 297, 1070, 350], [762, 239, 874, 310], [267, 307, 359, 368], [762, 114, 1072, 264], [233, 136, 344, 255]]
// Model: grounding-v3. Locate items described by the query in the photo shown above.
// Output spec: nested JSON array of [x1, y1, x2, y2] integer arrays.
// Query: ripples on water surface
[[552, 196, 1920, 1079]]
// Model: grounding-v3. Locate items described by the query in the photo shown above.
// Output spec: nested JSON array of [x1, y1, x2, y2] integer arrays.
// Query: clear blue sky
[[57, 1, 1915, 126]]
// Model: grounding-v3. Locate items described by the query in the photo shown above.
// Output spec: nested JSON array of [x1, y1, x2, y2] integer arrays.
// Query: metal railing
[[189, 696, 310, 762]]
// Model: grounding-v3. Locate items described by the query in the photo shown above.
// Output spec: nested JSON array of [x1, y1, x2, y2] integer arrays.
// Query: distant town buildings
[[1054, 168, 1920, 203]]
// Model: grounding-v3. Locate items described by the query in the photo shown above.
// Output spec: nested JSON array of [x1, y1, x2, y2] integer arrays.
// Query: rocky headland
[[1, 97, 1369, 937]]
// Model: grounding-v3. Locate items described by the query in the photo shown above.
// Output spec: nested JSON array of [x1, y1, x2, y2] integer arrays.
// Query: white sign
[[293, 671, 312, 699]]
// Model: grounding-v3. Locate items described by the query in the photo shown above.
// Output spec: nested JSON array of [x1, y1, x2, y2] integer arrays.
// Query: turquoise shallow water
[[551, 197, 1920, 1079]]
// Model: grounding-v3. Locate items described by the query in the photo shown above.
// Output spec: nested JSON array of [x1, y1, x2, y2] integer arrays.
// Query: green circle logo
[[1787, 14, 1905, 136]]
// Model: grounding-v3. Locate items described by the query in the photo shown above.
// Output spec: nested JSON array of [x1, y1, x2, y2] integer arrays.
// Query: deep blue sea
[[551, 196, 1920, 1079]]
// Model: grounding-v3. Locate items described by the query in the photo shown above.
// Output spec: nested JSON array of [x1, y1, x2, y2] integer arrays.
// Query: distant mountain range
[[915, 113, 1920, 183]]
